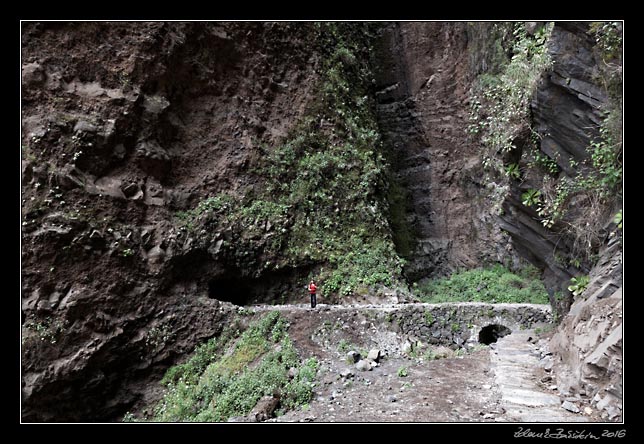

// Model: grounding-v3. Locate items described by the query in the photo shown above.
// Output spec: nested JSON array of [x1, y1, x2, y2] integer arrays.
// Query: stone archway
[[478, 324, 512, 345]]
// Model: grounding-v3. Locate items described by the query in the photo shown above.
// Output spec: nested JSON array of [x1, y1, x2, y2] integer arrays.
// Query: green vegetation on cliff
[[125, 312, 317, 422], [416, 265, 549, 304], [179, 23, 405, 297], [468, 22, 554, 168], [531, 22, 622, 262], [469, 21, 622, 266]]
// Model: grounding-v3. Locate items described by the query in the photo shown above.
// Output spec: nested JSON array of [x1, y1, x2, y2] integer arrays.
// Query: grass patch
[[129, 312, 317, 422], [416, 264, 548, 304]]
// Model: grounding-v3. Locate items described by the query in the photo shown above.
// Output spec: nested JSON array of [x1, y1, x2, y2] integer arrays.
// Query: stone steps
[[491, 330, 589, 422]]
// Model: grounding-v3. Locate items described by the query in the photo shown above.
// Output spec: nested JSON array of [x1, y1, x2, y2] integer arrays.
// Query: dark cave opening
[[478, 324, 512, 345], [208, 277, 252, 306], [206, 265, 316, 306]]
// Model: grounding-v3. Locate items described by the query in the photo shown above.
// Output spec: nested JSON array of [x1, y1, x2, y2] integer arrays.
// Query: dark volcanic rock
[[250, 395, 280, 422], [21, 21, 322, 422], [531, 23, 606, 176], [20, 20, 620, 424], [22, 62, 46, 88], [499, 22, 613, 305], [373, 22, 515, 282]]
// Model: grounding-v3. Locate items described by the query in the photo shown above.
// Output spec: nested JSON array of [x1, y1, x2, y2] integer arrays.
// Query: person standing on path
[[308, 280, 317, 308]]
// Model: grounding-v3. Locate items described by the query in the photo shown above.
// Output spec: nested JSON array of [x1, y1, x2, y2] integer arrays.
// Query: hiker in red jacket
[[308, 280, 317, 308]]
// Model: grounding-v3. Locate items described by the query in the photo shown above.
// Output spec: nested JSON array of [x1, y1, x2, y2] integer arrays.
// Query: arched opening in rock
[[208, 277, 252, 306], [478, 324, 512, 345], [205, 265, 315, 306]]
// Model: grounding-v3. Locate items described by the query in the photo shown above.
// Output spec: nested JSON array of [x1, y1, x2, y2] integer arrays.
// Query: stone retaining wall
[[257, 302, 552, 354]]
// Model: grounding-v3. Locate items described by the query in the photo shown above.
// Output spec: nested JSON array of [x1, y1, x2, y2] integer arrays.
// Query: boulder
[[561, 401, 580, 414], [113, 144, 127, 160], [355, 360, 372, 371], [250, 395, 280, 422], [136, 140, 171, 178], [73, 120, 98, 134], [367, 349, 381, 362], [94, 176, 126, 199], [121, 182, 142, 199], [144, 177, 165, 206], [432, 346, 453, 359], [147, 245, 166, 266], [142, 94, 170, 114], [22, 62, 46, 88]]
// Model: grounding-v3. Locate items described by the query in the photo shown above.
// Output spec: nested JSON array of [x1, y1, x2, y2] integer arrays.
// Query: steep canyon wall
[[21, 21, 622, 422], [21, 21, 324, 421], [374, 22, 517, 282]]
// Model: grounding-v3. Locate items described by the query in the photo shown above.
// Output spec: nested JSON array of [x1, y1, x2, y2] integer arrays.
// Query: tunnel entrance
[[208, 278, 252, 306], [478, 324, 512, 345], [206, 265, 316, 306]]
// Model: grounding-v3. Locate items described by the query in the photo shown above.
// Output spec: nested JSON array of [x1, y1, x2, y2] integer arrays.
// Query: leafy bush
[[469, 22, 621, 267], [521, 189, 541, 207], [337, 339, 350, 352], [527, 149, 559, 175], [175, 194, 235, 230], [468, 23, 553, 172], [416, 264, 549, 304], [589, 21, 622, 62], [161, 337, 220, 386], [568, 275, 590, 297], [22, 317, 68, 345], [588, 110, 623, 193], [613, 210, 622, 229], [529, 107, 621, 261], [505, 163, 521, 179]]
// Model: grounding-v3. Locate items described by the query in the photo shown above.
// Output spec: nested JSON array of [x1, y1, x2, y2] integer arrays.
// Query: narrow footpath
[[490, 330, 589, 422]]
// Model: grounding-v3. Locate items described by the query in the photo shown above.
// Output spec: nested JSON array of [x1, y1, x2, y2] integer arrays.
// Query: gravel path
[[250, 302, 552, 312]]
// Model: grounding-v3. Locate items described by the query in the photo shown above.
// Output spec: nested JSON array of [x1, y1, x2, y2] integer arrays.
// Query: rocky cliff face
[[549, 236, 622, 421], [499, 22, 617, 312], [373, 22, 516, 282], [505, 22, 622, 421], [21, 21, 323, 421], [370, 21, 624, 422]]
